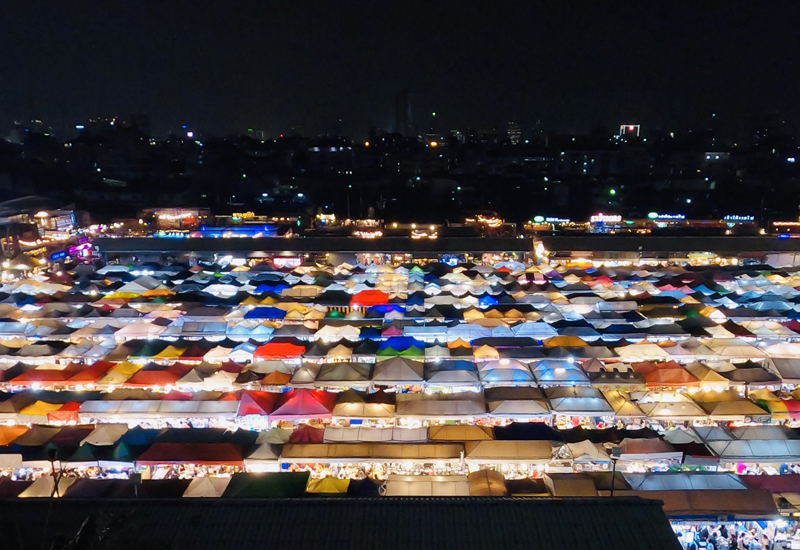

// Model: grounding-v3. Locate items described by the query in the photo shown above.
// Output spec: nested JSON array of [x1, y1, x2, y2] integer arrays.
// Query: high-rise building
[[507, 121, 521, 145], [394, 89, 412, 136]]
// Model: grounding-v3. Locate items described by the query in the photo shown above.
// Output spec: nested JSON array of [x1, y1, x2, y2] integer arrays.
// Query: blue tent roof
[[245, 307, 286, 319]]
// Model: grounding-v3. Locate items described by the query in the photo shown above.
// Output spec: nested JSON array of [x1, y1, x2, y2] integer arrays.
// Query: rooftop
[[0, 496, 680, 550]]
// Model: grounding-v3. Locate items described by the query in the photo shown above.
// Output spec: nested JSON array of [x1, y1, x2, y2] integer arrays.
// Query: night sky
[[2, 1, 799, 138]]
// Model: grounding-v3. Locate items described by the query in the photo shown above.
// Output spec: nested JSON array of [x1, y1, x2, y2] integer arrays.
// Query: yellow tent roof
[[462, 309, 485, 320], [20, 401, 62, 416], [749, 388, 781, 402], [473, 345, 499, 359], [544, 336, 588, 348], [99, 368, 141, 385], [154, 345, 187, 360], [306, 476, 350, 494], [105, 292, 140, 300], [110, 361, 143, 376], [276, 303, 310, 313], [142, 288, 174, 297], [98, 361, 144, 385]]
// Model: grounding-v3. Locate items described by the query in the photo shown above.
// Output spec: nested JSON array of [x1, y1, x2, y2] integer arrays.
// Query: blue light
[[779, 234, 790, 240]]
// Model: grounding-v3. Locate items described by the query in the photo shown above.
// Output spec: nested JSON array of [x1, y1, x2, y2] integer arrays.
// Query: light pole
[[610, 447, 621, 497]]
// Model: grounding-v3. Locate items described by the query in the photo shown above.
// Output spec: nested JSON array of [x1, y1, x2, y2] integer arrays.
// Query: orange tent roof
[[645, 366, 700, 387], [261, 371, 292, 386], [447, 339, 472, 349], [630, 361, 658, 375], [0, 425, 28, 445]]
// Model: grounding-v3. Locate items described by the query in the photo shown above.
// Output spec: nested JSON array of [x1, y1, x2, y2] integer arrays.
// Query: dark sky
[[1, 1, 799, 138]]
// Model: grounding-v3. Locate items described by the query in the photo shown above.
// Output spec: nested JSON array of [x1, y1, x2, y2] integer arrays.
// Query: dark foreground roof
[[0, 496, 680, 550]]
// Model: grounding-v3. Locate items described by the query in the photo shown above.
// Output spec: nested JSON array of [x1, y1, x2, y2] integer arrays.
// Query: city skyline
[[2, 1, 799, 137]]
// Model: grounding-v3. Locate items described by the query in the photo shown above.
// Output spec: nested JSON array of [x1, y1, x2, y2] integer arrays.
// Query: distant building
[[140, 208, 212, 231], [507, 121, 521, 145], [619, 125, 640, 139]]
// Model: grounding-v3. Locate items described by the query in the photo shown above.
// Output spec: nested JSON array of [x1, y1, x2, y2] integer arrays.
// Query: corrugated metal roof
[[0, 497, 681, 550]]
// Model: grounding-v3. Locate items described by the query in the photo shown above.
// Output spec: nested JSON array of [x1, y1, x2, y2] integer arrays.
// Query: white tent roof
[[19, 476, 76, 498], [81, 424, 129, 446], [182, 476, 231, 497], [371, 357, 425, 385], [464, 440, 553, 464], [384, 475, 469, 496], [395, 393, 486, 419]]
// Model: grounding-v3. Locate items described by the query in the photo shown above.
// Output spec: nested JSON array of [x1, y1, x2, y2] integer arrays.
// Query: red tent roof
[[180, 345, 212, 362], [218, 391, 241, 401], [740, 475, 800, 492], [237, 390, 279, 416], [288, 424, 324, 443], [135, 442, 244, 466], [782, 399, 800, 418], [47, 402, 80, 423], [68, 361, 115, 384], [123, 364, 193, 388], [218, 361, 244, 373], [10, 369, 75, 385], [350, 290, 390, 307], [124, 370, 181, 387], [270, 389, 336, 421], [253, 342, 306, 361]]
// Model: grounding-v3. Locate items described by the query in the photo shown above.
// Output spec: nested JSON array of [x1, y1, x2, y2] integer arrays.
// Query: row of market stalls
[[0, 384, 793, 427], [0, 353, 793, 389], [2, 422, 800, 481], [6, 334, 800, 365], [7, 259, 800, 531], [0, 457, 795, 522]]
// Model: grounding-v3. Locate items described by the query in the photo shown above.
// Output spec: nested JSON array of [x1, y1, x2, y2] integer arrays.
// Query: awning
[[384, 475, 469, 496], [464, 440, 552, 464], [280, 443, 463, 463]]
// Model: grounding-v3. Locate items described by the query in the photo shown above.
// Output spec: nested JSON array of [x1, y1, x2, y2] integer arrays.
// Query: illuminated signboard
[[647, 212, 685, 221], [590, 213, 621, 223], [532, 216, 571, 224], [723, 215, 755, 222]]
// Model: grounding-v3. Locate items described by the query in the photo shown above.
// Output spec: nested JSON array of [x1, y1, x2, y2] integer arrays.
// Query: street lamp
[[610, 447, 621, 497]]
